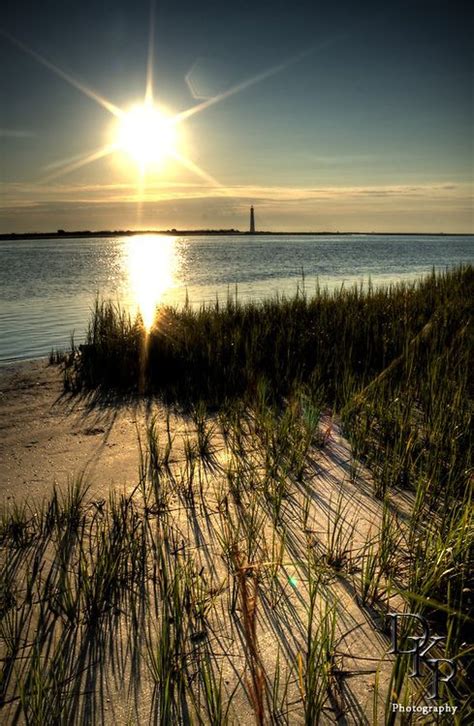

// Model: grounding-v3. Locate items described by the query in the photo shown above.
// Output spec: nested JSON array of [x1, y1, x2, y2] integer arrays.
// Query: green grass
[[66, 266, 472, 405], [1, 391, 472, 722], [2, 265, 472, 723], [62, 264, 472, 636], [65, 267, 473, 642]]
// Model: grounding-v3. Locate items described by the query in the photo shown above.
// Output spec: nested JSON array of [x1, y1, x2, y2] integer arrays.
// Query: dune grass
[[3, 265, 472, 723], [1, 393, 471, 723], [67, 264, 473, 669]]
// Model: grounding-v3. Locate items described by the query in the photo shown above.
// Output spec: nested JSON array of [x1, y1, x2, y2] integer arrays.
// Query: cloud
[[0, 179, 472, 234], [1, 180, 471, 208]]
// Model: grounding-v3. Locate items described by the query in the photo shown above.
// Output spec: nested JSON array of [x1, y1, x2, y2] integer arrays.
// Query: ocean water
[[0, 233, 472, 363]]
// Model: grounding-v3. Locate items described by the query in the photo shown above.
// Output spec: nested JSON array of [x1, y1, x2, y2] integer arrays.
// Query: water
[[0, 234, 472, 362]]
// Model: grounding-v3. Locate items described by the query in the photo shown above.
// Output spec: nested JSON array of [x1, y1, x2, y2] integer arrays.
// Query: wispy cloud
[[1, 180, 471, 208], [1, 180, 472, 236]]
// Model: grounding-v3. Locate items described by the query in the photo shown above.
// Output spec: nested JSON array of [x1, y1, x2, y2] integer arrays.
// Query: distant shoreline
[[0, 229, 472, 241]]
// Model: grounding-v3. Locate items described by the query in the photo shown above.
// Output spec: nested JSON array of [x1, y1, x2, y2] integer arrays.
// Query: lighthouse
[[249, 205, 255, 234]]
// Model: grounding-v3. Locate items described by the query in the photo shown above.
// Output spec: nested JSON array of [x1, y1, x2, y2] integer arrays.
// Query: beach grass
[[2, 265, 473, 723], [66, 265, 472, 405]]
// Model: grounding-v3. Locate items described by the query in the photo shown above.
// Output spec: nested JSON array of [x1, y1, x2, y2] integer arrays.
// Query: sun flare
[[116, 104, 178, 168]]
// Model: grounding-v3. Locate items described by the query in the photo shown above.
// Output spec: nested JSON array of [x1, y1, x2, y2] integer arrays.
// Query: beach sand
[[0, 359, 411, 724], [0, 360, 166, 503]]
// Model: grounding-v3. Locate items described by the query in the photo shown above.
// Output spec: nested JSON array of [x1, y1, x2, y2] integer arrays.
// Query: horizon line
[[1, 229, 473, 241]]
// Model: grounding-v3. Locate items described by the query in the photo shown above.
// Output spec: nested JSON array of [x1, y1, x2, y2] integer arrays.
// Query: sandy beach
[[0, 357, 416, 724], [0, 359, 160, 503]]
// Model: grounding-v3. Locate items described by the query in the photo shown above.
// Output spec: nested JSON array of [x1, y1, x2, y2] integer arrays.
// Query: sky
[[0, 0, 473, 233]]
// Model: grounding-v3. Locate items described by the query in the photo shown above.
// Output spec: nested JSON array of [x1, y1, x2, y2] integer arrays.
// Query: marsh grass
[[66, 266, 472, 406], [355, 540, 386, 609]]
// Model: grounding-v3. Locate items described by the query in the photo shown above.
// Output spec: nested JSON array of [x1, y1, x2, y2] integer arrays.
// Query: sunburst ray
[[176, 47, 314, 125], [40, 143, 118, 183], [171, 151, 227, 192], [1, 30, 123, 117], [145, 0, 156, 106]]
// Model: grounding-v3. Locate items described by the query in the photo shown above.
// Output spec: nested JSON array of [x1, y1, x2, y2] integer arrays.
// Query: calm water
[[0, 234, 472, 362]]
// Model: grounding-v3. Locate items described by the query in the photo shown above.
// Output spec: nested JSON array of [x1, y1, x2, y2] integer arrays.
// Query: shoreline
[[2, 263, 472, 366]]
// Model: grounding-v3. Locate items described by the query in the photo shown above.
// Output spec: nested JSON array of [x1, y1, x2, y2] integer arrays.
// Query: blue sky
[[1, 0, 472, 232]]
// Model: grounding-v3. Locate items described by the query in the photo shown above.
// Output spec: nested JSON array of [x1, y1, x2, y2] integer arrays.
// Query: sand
[[0, 359, 414, 724], [0, 360, 162, 503]]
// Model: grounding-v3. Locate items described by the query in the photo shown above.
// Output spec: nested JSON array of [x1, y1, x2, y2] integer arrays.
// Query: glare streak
[[3, 10, 321, 199], [171, 151, 225, 191], [175, 47, 315, 124], [41, 144, 118, 183], [145, 0, 156, 106], [1, 31, 123, 117], [43, 148, 105, 172]]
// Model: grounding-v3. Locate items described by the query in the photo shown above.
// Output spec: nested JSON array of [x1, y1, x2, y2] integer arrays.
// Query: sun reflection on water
[[126, 235, 176, 330]]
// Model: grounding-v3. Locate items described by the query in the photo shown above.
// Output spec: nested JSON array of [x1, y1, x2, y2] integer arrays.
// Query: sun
[[115, 103, 178, 168]]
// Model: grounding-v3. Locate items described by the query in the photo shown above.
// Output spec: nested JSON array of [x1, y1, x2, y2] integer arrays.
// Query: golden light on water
[[115, 103, 178, 170], [126, 235, 176, 330]]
